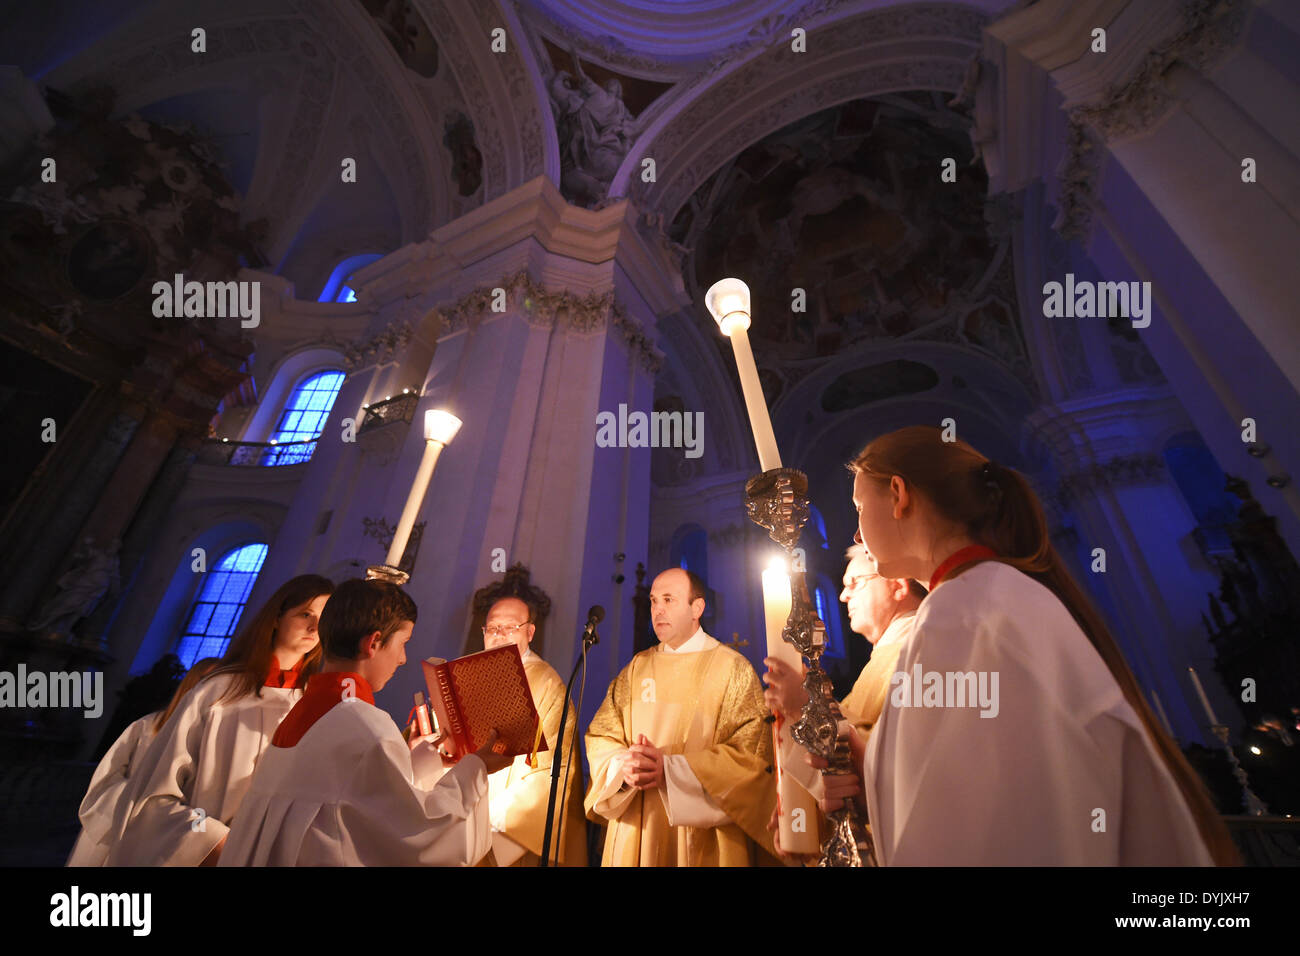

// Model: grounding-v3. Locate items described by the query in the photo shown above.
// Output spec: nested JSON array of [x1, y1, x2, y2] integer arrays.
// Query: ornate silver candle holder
[[365, 564, 410, 586], [745, 467, 875, 867], [1210, 724, 1269, 816]]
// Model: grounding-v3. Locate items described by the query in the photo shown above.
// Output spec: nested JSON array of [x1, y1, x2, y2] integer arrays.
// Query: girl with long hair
[[107, 573, 334, 866], [825, 425, 1236, 865]]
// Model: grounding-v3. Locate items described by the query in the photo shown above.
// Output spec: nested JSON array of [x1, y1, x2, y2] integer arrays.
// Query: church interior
[[1, 0, 1298, 866]]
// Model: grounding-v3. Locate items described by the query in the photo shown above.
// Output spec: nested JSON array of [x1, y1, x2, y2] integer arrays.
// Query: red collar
[[272, 672, 374, 748], [265, 655, 308, 689], [928, 545, 998, 591]]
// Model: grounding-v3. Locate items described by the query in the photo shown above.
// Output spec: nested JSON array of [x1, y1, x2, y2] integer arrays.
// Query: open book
[[421, 646, 548, 763]]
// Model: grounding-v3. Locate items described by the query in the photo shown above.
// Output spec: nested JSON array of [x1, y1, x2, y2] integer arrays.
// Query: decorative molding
[[361, 517, 426, 573], [344, 319, 414, 371], [612, 309, 665, 374], [436, 270, 664, 372], [468, 0, 547, 189], [520, 0, 842, 75], [1050, 453, 1166, 507], [1056, 0, 1251, 239]]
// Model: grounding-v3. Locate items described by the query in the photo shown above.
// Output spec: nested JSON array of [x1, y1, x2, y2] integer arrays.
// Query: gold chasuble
[[839, 639, 907, 735], [486, 654, 587, 866], [838, 611, 916, 735], [585, 637, 776, 866]]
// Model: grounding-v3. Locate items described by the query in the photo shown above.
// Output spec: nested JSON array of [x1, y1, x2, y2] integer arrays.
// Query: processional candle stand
[[1188, 667, 1269, 816], [706, 278, 875, 867], [366, 408, 463, 586]]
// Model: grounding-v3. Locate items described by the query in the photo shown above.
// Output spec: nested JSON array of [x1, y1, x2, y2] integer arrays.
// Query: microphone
[[582, 605, 605, 646]]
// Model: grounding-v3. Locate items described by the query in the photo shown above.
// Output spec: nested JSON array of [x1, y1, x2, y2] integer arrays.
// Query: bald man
[[585, 568, 776, 866], [478, 596, 587, 866]]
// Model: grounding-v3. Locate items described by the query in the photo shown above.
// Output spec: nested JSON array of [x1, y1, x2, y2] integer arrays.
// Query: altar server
[[107, 575, 334, 866], [220, 578, 510, 867], [586, 568, 776, 866], [823, 425, 1237, 865], [67, 657, 221, 866], [480, 596, 587, 866]]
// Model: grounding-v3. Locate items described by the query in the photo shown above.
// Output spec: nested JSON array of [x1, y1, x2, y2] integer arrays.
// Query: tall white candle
[[1187, 667, 1219, 726], [729, 327, 782, 473], [385, 439, 444, 568], [706, 278, 782, 473]]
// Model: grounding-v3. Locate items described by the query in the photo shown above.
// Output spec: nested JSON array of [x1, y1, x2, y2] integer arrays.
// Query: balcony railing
[[359, 392, 418, 433], [197, 438, 318, 467]]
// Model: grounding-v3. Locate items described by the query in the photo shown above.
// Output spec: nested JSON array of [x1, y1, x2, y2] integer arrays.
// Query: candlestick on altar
[[762, 558, 821, 856], [366, 409, 462, 586], [705, 279, 782, 472]]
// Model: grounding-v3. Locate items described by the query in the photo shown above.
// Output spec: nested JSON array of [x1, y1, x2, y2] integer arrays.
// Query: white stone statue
[[553, 49, 638, 206], [28, 537, 121, 634]]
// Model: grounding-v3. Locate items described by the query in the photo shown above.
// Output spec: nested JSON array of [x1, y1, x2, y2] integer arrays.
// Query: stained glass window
[[175, 543, 268, 666], [261, 370, 344, 466]]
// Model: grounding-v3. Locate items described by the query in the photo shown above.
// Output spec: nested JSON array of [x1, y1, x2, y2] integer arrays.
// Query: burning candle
[[760, 557, 819, 855], [761, 559, 800, 674]]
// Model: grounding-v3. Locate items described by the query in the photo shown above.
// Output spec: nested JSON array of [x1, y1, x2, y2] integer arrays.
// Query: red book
[[421, 646, 548, 763]]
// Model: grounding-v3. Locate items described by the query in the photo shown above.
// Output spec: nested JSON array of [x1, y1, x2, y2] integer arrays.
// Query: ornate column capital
[[986, 0, 1253, 240], [435, 270, 664, 373]]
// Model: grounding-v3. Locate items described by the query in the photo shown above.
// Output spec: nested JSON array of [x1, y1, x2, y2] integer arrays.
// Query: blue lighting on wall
[[318, 253, 383, 303]]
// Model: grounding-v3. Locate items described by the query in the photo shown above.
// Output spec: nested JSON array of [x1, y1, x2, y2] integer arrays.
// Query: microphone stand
[[538, 621, 597, 866]]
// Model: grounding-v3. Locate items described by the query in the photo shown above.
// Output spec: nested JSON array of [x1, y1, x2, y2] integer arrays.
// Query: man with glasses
[[477, 596, 587, 866], [762, 545, 923, 852]]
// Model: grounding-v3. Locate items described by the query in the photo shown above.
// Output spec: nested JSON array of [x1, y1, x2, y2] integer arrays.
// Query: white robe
[[864, 561, 1214, 866], [107, 674, 299, 866], [66, 713, 157, 867], [219, 700, 490, 866]]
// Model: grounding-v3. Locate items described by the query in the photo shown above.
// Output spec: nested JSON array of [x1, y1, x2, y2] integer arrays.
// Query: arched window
[[175, 543, 268, 667], [262, 370, 345, 465], [319, 253, 384, 304]]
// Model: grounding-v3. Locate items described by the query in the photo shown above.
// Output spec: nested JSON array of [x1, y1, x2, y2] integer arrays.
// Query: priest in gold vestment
[[479, 597, 587, 866], [585, 568, 776, 866], [763, 546, 922, 811]]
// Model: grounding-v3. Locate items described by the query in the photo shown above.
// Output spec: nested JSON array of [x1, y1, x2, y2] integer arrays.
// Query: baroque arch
[[612, 2, 986, 216]]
